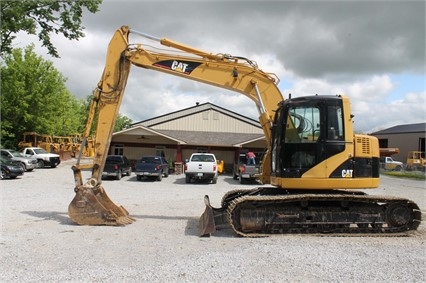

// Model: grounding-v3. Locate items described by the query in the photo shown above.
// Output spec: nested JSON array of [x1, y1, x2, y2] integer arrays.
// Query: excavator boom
[[68, 26, 282, 226]]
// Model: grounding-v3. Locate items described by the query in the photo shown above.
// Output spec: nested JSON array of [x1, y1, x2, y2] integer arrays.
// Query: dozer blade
[[199, 195, 229, 236], [69, 183, 135, 226]]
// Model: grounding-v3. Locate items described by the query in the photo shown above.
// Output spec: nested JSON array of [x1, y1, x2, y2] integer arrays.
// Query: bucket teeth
[[68, 184, 134, 226], [117, 216, 136, 225]]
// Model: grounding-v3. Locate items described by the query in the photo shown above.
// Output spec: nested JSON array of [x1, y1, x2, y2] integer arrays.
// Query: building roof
[[117, 101, 266, 147], [113, 125, 187, 144], [156, 130, 264, 147], [372, 122, 426, 135], [132, 102, 261, 129]]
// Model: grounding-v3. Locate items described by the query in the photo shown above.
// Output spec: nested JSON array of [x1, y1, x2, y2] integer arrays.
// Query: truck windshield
[[140, 157, 161, 164], [33, 148, 48, 154], [10, 150, 22, 157], [106, 156, 123, 163], [191, 155, 214, 162]]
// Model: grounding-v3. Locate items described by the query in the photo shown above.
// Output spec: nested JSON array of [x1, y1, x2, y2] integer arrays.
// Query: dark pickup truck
[[102, 155, 132, 180], [233, 152, 262, 184], [135, 155, 169, 181]]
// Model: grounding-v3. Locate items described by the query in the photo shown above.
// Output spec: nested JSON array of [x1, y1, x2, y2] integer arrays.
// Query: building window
[[378, 139, 388, 148], [213, 111, 219, 120], [202, 111, 209, 120], [419, 137, 425, 152], [114, 144, 124, 155], [156, 146, 166, 157]]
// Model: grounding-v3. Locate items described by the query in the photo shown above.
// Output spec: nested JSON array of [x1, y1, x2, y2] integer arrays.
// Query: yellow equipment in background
[[217, 160, 224, 174], [18, 132, 95, 158], [406, 151, 426, 171]]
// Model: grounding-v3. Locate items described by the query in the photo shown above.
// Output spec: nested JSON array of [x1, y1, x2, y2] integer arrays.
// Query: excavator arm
[[69, 26, 283, 226]]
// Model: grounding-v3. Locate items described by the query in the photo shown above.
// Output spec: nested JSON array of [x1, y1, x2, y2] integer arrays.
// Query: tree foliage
[[82, 94, 133, 135], [1, 0, 102, 58], [0, 45, 87, 149], [1, 46, 133, 149], [114, 113, 133, 132]]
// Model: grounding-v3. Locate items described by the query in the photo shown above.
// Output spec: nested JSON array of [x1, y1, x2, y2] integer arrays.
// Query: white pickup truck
[[184, 153, 218, 184], [21, 147, 61, 168], [380, 156, 403, 171]]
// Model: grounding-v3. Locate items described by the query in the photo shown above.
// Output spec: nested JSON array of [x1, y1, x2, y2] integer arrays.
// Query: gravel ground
[[1, 158, 425, 283]]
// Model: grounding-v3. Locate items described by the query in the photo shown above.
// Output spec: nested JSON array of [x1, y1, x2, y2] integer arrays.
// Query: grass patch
[[381, 170, 426, 180]]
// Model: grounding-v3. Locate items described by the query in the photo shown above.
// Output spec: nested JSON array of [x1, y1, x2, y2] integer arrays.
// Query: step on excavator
[[69, 26, 421, 236]]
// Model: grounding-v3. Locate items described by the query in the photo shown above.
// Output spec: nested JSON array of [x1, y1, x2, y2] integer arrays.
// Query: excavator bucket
[[199, 195, 229, 236], [69, 181, 135, 226]]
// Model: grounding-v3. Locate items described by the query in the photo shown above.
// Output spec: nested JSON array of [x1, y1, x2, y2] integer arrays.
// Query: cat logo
[[153, 60, 202, 75], [171, 61, 189, 73], [342, 169, 353, 178]]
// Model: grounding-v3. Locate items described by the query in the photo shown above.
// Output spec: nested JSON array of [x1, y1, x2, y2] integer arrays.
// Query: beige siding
[[113, 135, 178, 145], [376, 132, 424, 162], [123, 146, 177, 162], [151, 110, 262, 134]]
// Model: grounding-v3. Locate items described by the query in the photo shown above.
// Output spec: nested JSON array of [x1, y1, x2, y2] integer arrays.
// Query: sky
[[12, 0, 426, 133]]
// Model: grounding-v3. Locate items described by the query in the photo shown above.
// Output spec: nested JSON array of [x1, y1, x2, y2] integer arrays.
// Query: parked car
[[1, 157, 24, 179], [0, 149, 37, 172], [21, 147, 61, 168], [184, 153, 218, 184], [380, 156, 403, 171], [232, 152, 263, 184], [102, 155, 132, 180], [135, 156, 169, 181]]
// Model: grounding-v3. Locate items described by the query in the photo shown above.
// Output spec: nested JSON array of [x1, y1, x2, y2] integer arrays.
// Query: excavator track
[[225, 191, 421, 237]]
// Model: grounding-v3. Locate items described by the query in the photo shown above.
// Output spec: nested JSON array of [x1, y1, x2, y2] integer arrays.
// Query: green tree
[[82, 94, 133, 135], [0, 45, 86, 149], [114, 113, 132, 132], [1, 0, 102, 58]]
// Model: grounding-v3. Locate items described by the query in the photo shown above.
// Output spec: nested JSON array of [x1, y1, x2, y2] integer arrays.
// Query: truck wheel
[[394, 165, 402, 171], [157, 172, 163, 181], [185, 175, 191, 183], [212, 178, 217, 184], [136, 175, 142, 181], [20, 163, 26, 171], [239, 173, 244, 184], [37, 160, 44, 168], [116, 171, 122, 180]]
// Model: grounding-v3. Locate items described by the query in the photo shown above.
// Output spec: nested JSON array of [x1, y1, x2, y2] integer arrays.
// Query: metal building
[[109, 102, 266, 173], [371, 122, 426, 162]]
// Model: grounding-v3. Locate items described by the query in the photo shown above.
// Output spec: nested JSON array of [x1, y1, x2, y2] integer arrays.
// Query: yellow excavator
[[69, 26, 421, 236]]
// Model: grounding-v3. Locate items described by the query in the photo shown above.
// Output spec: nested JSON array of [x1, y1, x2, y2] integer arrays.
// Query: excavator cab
[[272, 95, 347, 178], [268, 95, 380, 190]]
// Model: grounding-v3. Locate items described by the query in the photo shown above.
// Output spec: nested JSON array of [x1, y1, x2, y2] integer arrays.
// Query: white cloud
[[8, 1, 425, 134]]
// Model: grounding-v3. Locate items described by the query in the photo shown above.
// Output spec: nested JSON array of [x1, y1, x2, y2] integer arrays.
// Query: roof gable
[[132, 102, 261, 129], [113, 125, 186, 144], [130, 102, 262, 134], [372, 122, 426, 135]]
